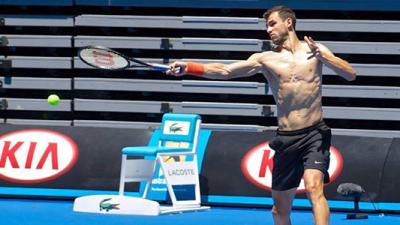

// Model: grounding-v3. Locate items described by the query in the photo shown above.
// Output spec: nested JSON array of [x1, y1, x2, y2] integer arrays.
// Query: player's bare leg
[[304, 169, 330, 225], [271, 187, 297, 225]]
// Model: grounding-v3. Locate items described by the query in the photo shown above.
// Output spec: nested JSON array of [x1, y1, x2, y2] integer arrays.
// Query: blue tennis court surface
[[1, 198, 399, 225]]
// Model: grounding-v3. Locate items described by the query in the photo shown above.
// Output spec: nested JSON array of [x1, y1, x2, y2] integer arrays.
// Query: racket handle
[[151, 63, 171, 71]]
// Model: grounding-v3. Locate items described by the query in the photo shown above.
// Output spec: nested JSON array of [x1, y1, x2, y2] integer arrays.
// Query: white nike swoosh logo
[[314, 161, 324, 164]]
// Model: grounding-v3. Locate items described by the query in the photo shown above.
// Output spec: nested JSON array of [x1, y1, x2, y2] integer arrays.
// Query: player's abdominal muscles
[[279, 107, 323, 131]]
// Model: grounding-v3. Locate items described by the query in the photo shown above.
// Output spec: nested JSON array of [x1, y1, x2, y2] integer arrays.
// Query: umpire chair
[[73, 113, 209, 215]]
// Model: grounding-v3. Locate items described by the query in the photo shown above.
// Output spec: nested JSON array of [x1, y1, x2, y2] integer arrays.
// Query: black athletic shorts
[[269, 120, 331, 191]]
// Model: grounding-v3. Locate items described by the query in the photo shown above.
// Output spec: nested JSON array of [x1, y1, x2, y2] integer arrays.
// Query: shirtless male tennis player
[[167, 5, 356, 225]]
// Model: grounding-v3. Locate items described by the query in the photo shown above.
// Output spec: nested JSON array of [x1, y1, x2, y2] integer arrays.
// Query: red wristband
[[186, 62, 205, 76]]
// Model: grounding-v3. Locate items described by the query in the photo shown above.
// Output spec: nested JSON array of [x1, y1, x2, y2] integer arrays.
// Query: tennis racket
[[78, 46, 171, 71]]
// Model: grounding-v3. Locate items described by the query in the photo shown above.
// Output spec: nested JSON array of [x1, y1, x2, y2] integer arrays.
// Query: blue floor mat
[[1, 198, 399, 225]]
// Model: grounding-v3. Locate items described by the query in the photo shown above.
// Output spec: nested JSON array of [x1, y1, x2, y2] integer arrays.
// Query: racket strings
[[81, 48, 129, 69], [92, 50, 116, 66], [79, 46, 161, 70]]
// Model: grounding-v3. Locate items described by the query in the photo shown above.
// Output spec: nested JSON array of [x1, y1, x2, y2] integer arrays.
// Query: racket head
[[78, 46, 130, 70]]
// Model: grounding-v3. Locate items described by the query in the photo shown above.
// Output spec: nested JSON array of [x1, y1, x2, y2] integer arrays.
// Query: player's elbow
[[218, 75, 232, 80], [340, 67, 356, 81], [215, 65, 234, 80], [347, 69, 357, 81], [220, 70, 234, 80]]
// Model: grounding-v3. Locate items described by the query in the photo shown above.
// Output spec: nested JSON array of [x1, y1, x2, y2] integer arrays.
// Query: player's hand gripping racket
[[78, 46, 171, 71]]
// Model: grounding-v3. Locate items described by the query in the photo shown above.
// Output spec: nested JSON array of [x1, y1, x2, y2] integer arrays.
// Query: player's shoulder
[[301, 41, 328, 50], [249, 51, 276, 60]]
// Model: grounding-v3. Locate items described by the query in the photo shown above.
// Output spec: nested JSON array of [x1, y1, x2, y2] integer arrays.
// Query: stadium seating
[[0, 3, 399, 133]]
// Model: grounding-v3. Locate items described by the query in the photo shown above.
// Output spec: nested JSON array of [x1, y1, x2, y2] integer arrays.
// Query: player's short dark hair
[[263, 5, 296, 29]]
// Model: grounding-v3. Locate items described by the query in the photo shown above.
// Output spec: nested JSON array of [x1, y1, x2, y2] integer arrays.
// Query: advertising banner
[[201, 131, 398, 210], [0, 124, 399, 211], [0, 124, 152, 193]]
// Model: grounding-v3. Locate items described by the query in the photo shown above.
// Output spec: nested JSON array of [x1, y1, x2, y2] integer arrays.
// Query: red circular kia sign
[[0, 129, 78, 183], [241, 141, 343, 193]]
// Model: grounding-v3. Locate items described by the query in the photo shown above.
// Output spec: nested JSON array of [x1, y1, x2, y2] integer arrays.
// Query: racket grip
[[151, 63, 171, 71]]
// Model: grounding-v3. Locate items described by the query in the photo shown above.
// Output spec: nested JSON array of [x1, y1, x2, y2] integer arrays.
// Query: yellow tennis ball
[[47, 94, 60, 106]]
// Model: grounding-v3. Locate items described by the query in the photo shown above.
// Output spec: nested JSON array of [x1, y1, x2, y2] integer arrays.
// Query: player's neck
[[281, 32, 301, 54]]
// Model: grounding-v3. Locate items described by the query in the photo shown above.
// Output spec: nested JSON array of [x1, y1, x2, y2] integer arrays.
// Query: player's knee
[[271, 205, 280, 217], [272, 205, 290, 217], [305, 182, 322, 194], [305, 182, 323, 199]]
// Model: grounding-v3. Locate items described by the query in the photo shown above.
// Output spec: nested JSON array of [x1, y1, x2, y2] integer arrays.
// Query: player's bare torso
[[258, 43, 323, 131]]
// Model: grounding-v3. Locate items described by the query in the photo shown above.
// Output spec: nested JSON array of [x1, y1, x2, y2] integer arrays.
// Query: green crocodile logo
[[99, 198, 120, 212], [169, 123, 183, 133]]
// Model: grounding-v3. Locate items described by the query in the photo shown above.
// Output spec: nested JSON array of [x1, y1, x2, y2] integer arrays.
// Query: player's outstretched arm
[[304, 36, 356, 81], [167, 53, 264, 80]]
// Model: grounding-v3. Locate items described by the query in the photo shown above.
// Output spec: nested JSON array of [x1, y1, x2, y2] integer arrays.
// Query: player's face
[[266, 12, 289, 46]]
